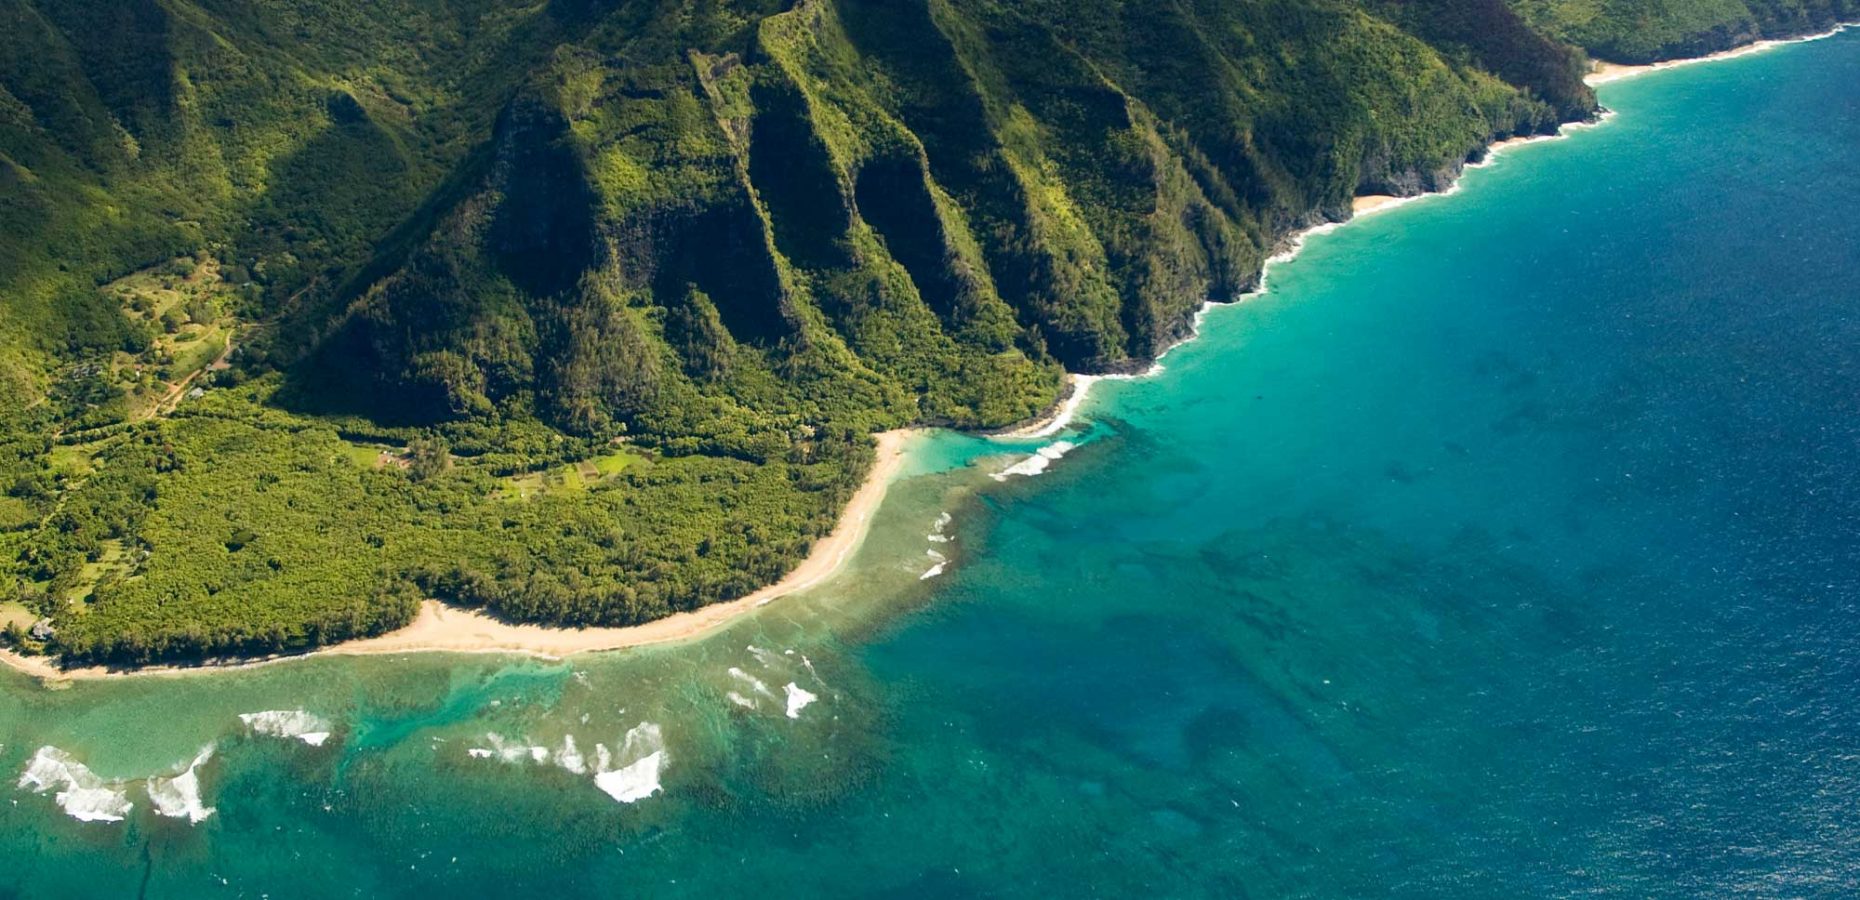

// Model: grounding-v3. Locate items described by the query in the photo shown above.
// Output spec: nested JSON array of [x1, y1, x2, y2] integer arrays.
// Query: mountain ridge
[[1, 0, 1851, 667]]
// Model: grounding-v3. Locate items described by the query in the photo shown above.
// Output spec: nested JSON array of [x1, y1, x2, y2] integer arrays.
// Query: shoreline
[[1, 429, 919, 683], [5, 25, 1849, 686], [1013, 22, 1854, 450], [1584, 24, 1851, 85]]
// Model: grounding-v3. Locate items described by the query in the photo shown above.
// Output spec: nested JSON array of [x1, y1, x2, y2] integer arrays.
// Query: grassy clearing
[[496, 447, 649, 500], [45, 443, 100, 480], [67, 538, 130, 604], [0, 602, 34, 630], [341, 441, 404, 470]]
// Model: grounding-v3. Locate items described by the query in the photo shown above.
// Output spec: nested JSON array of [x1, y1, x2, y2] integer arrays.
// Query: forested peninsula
[[1, 0, 1853, 669]]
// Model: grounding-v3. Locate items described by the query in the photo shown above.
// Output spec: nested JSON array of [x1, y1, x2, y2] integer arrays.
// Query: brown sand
[[2, 430, 920, 683]]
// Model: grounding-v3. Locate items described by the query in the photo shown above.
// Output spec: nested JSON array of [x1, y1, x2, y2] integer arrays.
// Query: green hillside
[[1, 0, 1829, 667], [1509, 0, 1859, 62]]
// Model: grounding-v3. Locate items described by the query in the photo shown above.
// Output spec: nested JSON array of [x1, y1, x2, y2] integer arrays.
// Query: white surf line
[[1009, 25, 1848, 432], [1585, 23, 1852, 85]]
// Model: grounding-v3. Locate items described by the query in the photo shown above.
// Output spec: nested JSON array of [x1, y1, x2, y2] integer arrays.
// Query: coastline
[[1, 429, 919, 682], [1009, 22, 1855, 450], [1584, 23, 1851, 85], [4, 25, 1849, 687]]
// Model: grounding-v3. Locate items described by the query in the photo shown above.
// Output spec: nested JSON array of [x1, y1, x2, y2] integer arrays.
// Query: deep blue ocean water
[[3, 30, 1858, 898]]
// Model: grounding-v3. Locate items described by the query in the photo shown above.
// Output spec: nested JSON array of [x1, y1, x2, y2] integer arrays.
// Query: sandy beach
[[1585, 24, 1850, 85], [1352, 194, 1406, 216], [993, 374, 1094, 439], [9, 28, 1852, 689], [1, 429, 919, 682]]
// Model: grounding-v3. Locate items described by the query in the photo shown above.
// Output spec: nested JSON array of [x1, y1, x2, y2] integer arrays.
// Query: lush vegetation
[[2, 0, 1813, 667], [1508, 0, 1859, 61]]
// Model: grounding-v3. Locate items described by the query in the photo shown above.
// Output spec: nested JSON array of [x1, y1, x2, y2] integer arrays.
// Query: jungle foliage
[[1508, 0, 1859, 61], [2, 0, 1828, 666]]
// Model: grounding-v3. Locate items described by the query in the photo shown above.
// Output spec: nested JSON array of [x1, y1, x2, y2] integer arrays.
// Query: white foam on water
[[238, 710, 333, 746], [728, 666, 778, 700], [991, 441, 1077, 481], [928, 511, 954, 542], [920, 547, 949, 580], [783, 683, 817, 719], [725, 691, 758, 710], [147, 746, 216, 824], [17, 746, 133, 823], [468, 733, 544, 764], [746, 645, 783, 668], [555, 735, 587, 775], [593, 723, 666, 804], [595, 752, 664, 804]]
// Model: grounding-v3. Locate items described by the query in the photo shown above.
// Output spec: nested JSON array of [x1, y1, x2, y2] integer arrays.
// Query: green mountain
[[1512, 0, 1858, 63], [0, 0, 1841, 667]]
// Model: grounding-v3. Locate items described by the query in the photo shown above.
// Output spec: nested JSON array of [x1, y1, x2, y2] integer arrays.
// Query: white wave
[[593, 723, 666, 804], [1584, 24, 1850, 85], [920, 547, 949, 580], [728, 666, 778, 700], [595, 752, 664, 804], [746, 644, 783, 668], [467, 733, 544, 764], [555, 735, 587, 775], [17, 746, 133, 823], [991, 440, 1077, 481], [929, 511, 953, 542], [725, 691, 758, 710], [783, 683, 817, 719], [239, 710, 333, 746], [147, 746, 216, 824]]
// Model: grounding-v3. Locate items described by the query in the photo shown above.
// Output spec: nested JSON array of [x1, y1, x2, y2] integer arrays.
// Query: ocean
[[3, 29, 1858, 898]]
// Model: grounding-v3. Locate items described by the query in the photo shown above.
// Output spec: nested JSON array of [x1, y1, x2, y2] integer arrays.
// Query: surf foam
[[593, 722, 666, 804], [728, 666, 778, 700], [239, 710, 332, 746], [992, 441, 1077, 481], [147, 746, 216, 824], [17, 746, 133, 823], [783, 683, 817, 719]]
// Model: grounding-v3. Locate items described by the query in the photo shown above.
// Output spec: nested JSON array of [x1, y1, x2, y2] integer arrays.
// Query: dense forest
[[1512, 0, 1858, 62], [0, 0, 1851, 667]]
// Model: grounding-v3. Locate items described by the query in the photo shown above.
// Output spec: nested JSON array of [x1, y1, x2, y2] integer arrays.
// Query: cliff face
[[296, 0, 1594, 432], [28, 0, 1818, 665]]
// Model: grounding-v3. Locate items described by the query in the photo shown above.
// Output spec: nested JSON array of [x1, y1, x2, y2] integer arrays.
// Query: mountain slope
[[1509, 0, 1859, 62], [0, 0, 1628, 665]]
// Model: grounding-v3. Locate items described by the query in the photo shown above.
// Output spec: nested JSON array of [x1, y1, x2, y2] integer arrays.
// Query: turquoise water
[[6, 32, 1860, 897]]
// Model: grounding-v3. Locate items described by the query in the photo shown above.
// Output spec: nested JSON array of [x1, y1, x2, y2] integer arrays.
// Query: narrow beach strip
[[1, 430, 920, 682]]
